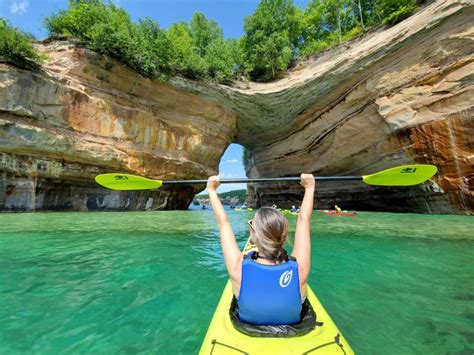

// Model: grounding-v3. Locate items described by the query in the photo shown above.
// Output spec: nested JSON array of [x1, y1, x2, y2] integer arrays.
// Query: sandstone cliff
[[0, 0, 472, 213], [0, 46, 237, 211]]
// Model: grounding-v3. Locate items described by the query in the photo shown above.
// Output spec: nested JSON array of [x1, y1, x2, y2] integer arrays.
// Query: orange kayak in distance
[[319, 210, 358, 217]]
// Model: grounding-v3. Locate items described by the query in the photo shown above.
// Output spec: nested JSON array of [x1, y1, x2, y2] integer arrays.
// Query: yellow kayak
[[199, 242, 354, 354], [281, 209, 299, 216]]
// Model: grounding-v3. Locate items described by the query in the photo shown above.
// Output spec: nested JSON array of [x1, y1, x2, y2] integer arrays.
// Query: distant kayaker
[[335, 204, 342, 213], [207, 173, 315, 325], [291, 205, 297, 212]]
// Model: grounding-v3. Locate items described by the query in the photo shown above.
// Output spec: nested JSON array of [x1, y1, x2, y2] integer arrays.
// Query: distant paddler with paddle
[[207, 173, 316, 325]]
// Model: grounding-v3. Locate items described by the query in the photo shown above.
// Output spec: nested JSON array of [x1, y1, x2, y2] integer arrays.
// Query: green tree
[[205, 38, 237, 84], [0, 18, 45, 69], [132, 18, 173, 80], [353, 0, 365, 29], [45, 0, 172, 80], [326, 0, 352, 43], [376, 0, 418, 25], [301, 0, 355, 56], [86, 6, 134, 61], [226, 37, 244, 78], [189, 12, 222, 57], [190, 12, 240, 84], [42, 0, 419, 85], [196, 189, 247, 201], [45, 0, 109, 41], [241, 0, 303, 81], [348, 0, 385, 28], [167, 22, 209, 79], [168, 12, 240, 84], [300, 0, 328, 55], [300, 0, 417, 57]]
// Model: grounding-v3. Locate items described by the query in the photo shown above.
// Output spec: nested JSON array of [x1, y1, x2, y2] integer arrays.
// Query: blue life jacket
[[238, 251, 302, 325]]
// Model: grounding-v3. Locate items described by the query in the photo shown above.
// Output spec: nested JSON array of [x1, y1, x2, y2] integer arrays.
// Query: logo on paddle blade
[[114, 175, 128, 180], [279, 270, 293, 288], [401, 167, 417, 174]]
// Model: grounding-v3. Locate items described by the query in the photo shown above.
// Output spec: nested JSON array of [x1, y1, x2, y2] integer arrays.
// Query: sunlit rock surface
[[0, 0, 472, 213], [0, 47, 237, 211], [233, 0, 473, 214]]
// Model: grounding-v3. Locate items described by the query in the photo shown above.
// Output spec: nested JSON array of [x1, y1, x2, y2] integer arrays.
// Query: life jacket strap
[[244, 250, 297, 263]]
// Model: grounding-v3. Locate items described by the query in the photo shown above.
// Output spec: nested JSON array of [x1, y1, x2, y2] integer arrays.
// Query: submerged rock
[[0, 0, 472, 213]]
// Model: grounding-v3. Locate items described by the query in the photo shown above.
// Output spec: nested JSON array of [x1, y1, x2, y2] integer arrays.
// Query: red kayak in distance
[[319, 210, 358, 217]]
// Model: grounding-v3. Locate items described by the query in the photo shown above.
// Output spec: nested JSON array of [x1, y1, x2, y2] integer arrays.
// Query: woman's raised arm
[[207, 176, 242, 280], [292, 174, 315, 288]]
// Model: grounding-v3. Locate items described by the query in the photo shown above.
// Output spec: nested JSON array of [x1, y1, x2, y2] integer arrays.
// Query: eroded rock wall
[[0, 45, 237, 211], [163, 0, 472, 214], [0, 0, 472, 213], [234, 0, 473, 213]]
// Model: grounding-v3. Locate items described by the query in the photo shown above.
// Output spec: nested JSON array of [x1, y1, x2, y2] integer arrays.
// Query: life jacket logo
[[279, 270, 293, 288]]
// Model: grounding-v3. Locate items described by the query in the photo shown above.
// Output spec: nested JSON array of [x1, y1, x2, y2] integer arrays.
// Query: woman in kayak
[[207, 173, 315, 325]]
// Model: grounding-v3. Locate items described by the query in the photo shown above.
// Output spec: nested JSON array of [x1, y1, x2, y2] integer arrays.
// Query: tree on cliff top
[[0, 18, 45, 70], [300, 0, 417, 58], [190, 12, 222, 58], [45, 2, 241, 84], [301, 0, 355, 56], [241, 0, 303, 81], [167, 12, 242, 84], [42, 0, 419, 84], [45, 0, 173, 80], [376, 0, 418, 25], [167, 21, 209, 80]]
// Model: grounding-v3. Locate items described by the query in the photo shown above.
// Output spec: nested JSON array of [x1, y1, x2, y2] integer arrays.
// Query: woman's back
[[207, 174, 316, 326], [238, 251, 301, 325]]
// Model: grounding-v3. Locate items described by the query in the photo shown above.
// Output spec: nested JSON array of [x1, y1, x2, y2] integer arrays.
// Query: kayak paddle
[[95, 164, 437, 191]]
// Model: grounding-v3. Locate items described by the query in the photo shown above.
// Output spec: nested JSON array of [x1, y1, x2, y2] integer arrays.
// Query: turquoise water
[[0, 211, 473, 354]]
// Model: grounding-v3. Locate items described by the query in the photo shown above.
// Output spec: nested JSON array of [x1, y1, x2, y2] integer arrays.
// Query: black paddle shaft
[[162, 176, 363, 185]]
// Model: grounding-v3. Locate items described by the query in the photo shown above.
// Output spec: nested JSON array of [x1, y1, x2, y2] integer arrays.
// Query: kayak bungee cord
[[302, 333, 347, 355], [209, 334, 347, 355], [210, 339, 249, 354]]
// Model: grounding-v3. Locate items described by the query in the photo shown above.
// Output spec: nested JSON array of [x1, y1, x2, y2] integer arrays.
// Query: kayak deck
[[199, 242, 354, 354]]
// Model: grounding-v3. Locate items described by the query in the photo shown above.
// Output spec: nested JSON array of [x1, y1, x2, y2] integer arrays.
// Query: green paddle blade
[[95, 174, 162, 191], [362, 164, 437, 186]]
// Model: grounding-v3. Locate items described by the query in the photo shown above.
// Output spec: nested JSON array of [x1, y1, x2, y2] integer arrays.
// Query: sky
[[1, 0, 310, 194], [1, 0, 311, 39], [212, 143, 246, 193]]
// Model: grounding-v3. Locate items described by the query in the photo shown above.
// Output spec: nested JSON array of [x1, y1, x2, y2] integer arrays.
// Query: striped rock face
[[0, 45, 237, 211], [233, 1, 474, 214], [0, 0, 472, 213]]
